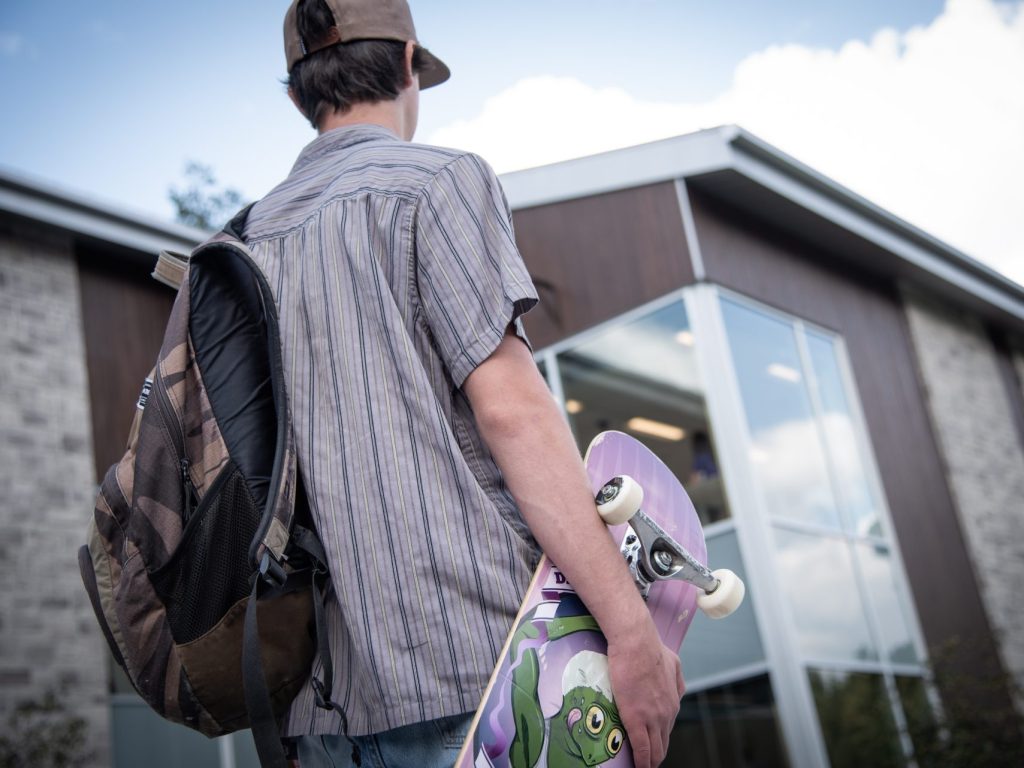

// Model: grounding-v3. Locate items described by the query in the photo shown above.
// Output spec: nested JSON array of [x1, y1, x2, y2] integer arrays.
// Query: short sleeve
[[414, 153, 539, 386]]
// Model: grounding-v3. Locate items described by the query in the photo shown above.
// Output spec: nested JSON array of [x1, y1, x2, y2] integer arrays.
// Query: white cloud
[[428, 0, 1024, 286], [749, 412, 881, 535], [427, 76, 707, 172]]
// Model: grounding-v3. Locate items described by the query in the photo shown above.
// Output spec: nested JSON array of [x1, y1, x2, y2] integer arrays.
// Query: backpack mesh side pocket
[[149, 462, 259, 644]]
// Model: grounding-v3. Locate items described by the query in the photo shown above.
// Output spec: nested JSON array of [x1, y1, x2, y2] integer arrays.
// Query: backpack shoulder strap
[[223, 203, 256, 241], [151, 204, 257, 291]]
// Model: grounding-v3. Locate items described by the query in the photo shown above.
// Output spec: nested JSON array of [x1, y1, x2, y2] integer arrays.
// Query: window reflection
[[805, 332, 882, 537], [720, 299, 840, 529], [774, 529, 878, 663], [895, 675, 941, 767], [683, 532, 764, 682], [113, 696, 230, 767], [708, 292, 934, 766], [856, 542, 919, 664], [669, 675, 790, 768], [808, 669, 903, 768], [557, 301, 730, 524]]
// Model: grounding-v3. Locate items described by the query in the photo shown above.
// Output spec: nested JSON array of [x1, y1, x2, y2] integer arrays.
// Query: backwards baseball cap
[[284, 0, 450, 88]]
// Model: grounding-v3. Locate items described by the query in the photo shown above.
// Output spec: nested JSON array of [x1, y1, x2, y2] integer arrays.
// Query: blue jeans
[[294, 713, 473, 768]]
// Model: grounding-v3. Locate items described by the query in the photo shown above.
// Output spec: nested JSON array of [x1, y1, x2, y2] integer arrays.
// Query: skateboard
[[455, 431, 745, 768]]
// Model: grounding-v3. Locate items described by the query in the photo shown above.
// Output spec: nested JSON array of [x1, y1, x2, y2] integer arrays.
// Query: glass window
[[233, 731, 261, 766], [110, 654, 135, 694], [715, 292, 931, 767], [682, 532, 764, 683], [808, 669, 903, 768], [805, 332, 882, 537], [856, 542, 919, 664], [774, 529, 877, 663], [557, 301, 730, 524], [113, 697, 223, 767], [720, 299, 839, 529], [668, 675, 790, 768], [895, 675, 941, 767]]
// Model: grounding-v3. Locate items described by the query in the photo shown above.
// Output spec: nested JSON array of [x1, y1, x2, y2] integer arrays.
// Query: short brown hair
[[286, 0, 425, 128]]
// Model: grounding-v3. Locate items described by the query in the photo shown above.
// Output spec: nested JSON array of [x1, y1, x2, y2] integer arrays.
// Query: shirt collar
[[291, 123, 400, 173]]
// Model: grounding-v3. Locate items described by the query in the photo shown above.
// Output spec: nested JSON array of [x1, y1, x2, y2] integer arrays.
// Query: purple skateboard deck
[[455, 431, 707, 768]]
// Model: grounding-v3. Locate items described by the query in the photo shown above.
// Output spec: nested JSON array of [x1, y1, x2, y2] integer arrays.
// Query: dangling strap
[[291, 527, 334, 705], [291, 526, 362, 766], [243, 570, 290, 768], [243, 547, 354, 768]]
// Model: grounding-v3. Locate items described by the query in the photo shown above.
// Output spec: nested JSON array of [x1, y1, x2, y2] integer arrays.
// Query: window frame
[[532, 284, 941, 766], [707, 285, 938, 764]]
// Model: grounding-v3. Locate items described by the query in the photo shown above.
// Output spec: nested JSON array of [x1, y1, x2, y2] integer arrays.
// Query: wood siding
[[688, 187, 1015, 709], [77, 247, 175, 481], [512, 182, 693, 349]]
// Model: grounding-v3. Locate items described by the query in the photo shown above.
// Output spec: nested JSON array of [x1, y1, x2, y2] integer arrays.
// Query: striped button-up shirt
[[243, 124, 541, 736]]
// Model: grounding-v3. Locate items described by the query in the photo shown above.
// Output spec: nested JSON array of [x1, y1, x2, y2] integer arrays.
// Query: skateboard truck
[[596, 476, 745, 618], [621, 511, 718, 598]]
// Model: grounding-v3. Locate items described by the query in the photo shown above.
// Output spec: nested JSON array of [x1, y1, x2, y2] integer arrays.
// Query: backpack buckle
[[311, 677, 335, 711], [259, 552, 287, 588]]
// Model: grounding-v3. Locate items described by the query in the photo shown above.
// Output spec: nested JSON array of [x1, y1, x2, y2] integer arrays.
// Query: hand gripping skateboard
[[455, 431, 745, 768]]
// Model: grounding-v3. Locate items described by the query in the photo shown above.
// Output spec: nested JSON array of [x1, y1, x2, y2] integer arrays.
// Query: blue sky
[[0, 1, 947, 199], [1, 1, 1021, 283]]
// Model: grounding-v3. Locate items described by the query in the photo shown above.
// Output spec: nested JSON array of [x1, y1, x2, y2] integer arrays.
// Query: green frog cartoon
[[507, 609, 625, 768]]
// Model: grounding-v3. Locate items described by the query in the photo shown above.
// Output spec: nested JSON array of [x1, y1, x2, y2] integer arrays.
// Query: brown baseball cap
[[284, 0, 450, 88]]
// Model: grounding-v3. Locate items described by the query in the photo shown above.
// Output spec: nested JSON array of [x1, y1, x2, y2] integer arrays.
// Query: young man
[[247, 1, 684, 765]]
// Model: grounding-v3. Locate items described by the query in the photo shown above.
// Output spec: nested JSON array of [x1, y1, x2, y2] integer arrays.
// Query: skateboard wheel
[[595, 475, 644, 526], [697, 569, 745, 619]]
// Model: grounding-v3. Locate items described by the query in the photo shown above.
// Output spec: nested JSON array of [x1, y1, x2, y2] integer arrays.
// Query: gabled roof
[[501, 125, 1024, 330], [0, 166, 208, 257]]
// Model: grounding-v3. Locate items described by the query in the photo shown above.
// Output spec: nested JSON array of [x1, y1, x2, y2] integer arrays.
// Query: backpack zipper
[[146, 349, 193, 527], [180, 457, 197, 524]]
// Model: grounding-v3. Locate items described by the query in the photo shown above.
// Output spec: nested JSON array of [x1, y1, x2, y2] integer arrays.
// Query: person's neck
[[318, 100, 409, 140]]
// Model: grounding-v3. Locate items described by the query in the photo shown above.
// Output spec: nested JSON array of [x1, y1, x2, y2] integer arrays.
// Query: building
[[1, 125, 1022, 767], [0, 171, 247, 766], [503, 125, 1024, 767]]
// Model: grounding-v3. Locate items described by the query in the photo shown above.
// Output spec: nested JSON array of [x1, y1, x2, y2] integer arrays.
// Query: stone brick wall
[[0, 224, 110, 765], [903, 291, 1024, 714]]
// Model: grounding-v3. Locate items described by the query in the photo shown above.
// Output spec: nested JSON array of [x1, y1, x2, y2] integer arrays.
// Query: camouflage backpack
[[78, 208, 340, 767]]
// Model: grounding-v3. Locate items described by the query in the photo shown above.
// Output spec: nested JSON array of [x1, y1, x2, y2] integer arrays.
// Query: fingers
[[607, 640, 682, 768], [626, 717, 671, 768], [660, 654, 681, 765], [630, 726, 653, 768], [650, 726, 667, 768], [621, 708, 650, 768], [661, 699, 676, 766]]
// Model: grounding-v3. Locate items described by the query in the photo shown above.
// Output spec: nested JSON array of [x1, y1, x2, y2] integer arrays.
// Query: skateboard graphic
[[455, 431, 745, 768]]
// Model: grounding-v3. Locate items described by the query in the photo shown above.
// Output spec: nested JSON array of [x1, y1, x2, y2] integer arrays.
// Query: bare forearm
[[464, 332, 683, 768], [466, 342, 656, 647]]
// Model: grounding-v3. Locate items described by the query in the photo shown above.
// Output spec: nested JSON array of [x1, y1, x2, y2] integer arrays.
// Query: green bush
[[0, 689, 92, 768]]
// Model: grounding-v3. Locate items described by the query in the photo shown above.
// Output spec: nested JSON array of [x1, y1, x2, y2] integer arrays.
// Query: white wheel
[[697, 569, 745, 619], [595, 475, 644, 526]]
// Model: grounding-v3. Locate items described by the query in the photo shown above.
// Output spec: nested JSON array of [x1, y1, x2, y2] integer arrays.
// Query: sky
[[1, 0, 1022, 285]]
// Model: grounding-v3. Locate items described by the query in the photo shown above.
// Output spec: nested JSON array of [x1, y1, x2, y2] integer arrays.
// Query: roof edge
[[725, 128, 1024, 302], [499, 124, 1024, 326], [0, 166, 210, 255], [500, 126, 738, 210]]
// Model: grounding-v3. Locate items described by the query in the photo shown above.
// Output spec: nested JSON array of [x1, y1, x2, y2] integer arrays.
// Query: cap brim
[[418, 50, 450, 89]]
